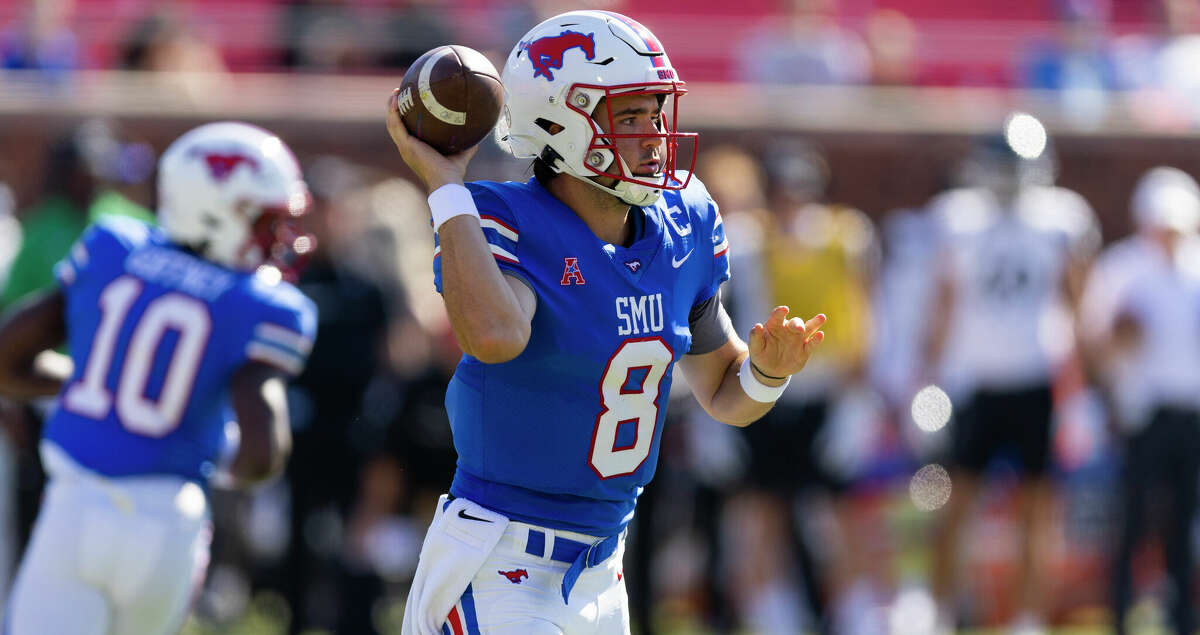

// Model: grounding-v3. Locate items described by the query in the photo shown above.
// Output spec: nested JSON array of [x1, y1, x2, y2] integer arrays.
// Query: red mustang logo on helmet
[[522, 30, 595, 81], [194, 151, 259, 182], [498, 568, 529, 584]]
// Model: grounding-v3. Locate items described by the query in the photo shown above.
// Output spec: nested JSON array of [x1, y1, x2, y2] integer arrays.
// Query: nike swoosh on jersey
[[671, 249, 693, 268], [458, 509, 493, 523]]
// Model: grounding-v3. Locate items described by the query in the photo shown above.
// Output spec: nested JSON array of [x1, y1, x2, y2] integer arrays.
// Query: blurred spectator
[[866, 9, 919, 86], [922, 114, 1099, 634], [461, 0, 540, 63], [279, 0, 373, 72], [308, 160, 421, 342], [717, 138, 882, 634], [870, 206, 943, 420], [120, 9, 227, 74], [377, 0, 456, 69], [333, 174, 457, 631], [1079, 166, 1200, 635], [738, 0, 870, 85], [0, 0, 78, 76], [1023, 0, 1118, 91], [261, 156, 392, 634], [334, 174, 442, 378], [638, 144, 771, 634], [2, 120, 153, 308], [0, 184, 18, 610], [1113, 0, 1200, 128], [118, 8, 229, 104], [0, 184, 19, 293], [1020, 0, 1118, 128]]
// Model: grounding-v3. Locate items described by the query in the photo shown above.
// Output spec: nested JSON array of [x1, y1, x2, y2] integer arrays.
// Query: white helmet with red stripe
[[157, 122, 314, 278], [496, 10, 696, 206]]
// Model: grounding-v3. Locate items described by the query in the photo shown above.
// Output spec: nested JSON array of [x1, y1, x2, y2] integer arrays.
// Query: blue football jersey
[[44, 216, 317, 483], [433, 175, 731, 536]]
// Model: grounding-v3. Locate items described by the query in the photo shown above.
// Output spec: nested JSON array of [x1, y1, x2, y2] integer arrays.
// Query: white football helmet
[[496, 10, 697, 206], [1131, 166, 1200, 233], [157, 122, 313, 277]]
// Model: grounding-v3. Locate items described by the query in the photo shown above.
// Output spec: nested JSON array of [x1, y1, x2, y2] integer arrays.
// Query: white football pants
[[404, 495, 629, 635], [5, 442, 211, 635]]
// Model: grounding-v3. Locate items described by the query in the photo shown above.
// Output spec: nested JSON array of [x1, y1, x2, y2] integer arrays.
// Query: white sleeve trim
[[245, 342, 305, 375], [433, 244, 519, 264], [480, 216, 519, 242], [253, 323, 314, 356]]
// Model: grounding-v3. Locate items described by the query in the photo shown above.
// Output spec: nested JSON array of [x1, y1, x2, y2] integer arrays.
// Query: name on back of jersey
[[125, 247, 236, 301], [616, 293, 664, 336]]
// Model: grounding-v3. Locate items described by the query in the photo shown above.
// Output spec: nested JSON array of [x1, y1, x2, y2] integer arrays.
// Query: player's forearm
[[704, 351, 784, 426], [439, 216, 531, 363], [229, 419, 290, 486], [0, 360, 68, 401], [229, 365, 292, 485], [0, 291, 69, 400]]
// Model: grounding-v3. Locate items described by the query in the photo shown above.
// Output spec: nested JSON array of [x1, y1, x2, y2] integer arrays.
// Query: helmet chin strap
[[554, 152, 663, 206], [575, 173, 661, 206]]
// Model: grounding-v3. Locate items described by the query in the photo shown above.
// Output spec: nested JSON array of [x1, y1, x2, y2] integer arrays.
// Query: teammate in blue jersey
[[0, 122, 317, 634], [389, 10, 827, 635]]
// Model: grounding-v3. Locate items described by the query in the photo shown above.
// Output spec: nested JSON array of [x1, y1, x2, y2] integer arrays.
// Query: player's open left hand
[[386, 88, 479, 194], [747, 307, 826, 380]]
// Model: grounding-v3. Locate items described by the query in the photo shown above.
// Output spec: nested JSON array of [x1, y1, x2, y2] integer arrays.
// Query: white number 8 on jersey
[[589, 337, 673, 479]]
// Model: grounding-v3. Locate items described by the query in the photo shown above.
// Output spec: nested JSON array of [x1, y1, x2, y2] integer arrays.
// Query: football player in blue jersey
[[0, 122, 317, 634], [388, 10, 827, 635]]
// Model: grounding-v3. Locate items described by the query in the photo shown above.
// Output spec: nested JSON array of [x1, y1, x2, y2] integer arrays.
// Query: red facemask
[[567, 83, 698, 192], [248, 197, 316, 282]]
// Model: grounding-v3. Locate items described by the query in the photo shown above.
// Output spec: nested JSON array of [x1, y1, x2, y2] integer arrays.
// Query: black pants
[[1112, 407, 1200, 635], [740, 400, 835, 633]]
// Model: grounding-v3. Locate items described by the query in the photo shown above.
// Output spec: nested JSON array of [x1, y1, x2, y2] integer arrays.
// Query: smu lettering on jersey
[[432, 175, 730, 536], [46, 216, 317, 483]]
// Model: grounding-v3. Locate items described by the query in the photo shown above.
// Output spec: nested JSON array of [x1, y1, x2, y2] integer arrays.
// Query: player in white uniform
[[1079, 166, 1200, 635], [922, 114, 1099, 634], [0, 123, 316, 634]]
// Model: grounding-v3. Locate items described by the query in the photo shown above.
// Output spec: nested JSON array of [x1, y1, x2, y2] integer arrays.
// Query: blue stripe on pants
[[461, 584, 481, 635]]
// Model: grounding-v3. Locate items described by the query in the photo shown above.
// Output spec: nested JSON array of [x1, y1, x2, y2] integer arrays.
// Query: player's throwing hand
[[747, 307, 826, 381]]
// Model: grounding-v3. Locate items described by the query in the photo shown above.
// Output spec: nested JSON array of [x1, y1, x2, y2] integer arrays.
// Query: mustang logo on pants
[[498, 569, 529, 584]]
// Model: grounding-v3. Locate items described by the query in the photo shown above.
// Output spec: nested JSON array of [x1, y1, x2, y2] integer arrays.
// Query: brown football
[[398, 45, 504, 155]]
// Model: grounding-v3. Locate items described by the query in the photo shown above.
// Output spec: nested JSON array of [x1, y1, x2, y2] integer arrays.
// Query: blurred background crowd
[[3, 0, 1200, 634]]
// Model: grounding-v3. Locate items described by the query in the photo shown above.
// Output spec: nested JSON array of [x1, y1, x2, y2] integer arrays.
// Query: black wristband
[[750, 360, 788, 381]]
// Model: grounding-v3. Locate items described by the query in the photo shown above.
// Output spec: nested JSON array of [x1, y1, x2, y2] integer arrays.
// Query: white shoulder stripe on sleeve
[[246, 342, 305, 375], [71, 241, 89, 267], [433, 244, 519, 264], [713, 236, 729, 256], [480, 217, 519, 242], [489, 244, 518, 263], [254, 323, 314, 356]]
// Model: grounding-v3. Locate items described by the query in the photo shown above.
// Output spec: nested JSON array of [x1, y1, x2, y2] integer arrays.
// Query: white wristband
[[738, 357, 790, 403], [427, 183, 480, 231]]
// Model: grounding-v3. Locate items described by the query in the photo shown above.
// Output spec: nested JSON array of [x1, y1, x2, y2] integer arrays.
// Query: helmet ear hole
[[535, 118, 565, 135]]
